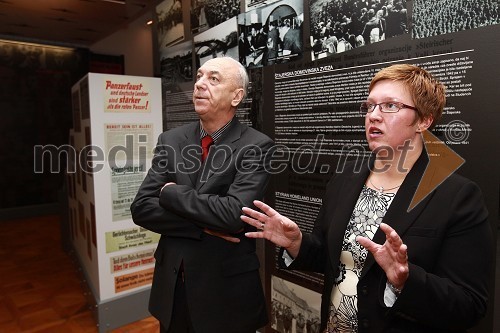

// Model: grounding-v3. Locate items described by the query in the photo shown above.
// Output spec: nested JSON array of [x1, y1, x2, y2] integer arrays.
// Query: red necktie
[[201, 135, 213, 162]]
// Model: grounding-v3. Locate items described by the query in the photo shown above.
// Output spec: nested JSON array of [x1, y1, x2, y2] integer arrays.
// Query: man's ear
[[231, 88, 244, 107], [417, 115, 433, 132]]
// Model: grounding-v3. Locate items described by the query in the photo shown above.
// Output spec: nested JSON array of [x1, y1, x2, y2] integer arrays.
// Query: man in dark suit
[[131, 56, 273, 333], [280, 19, 303, 62], [265, 21, 281, 65]]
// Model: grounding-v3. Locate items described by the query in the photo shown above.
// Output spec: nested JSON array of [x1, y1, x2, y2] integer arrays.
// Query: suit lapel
[[178, 123, 201, 187], [360, 151, 432, 279], [196, 119, 240, 190]]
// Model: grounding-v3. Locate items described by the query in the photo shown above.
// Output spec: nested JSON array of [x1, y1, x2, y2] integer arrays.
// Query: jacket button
[[361, 285, 368, 295], [360, 318, 370, 328], [173, 268, 177, 274]]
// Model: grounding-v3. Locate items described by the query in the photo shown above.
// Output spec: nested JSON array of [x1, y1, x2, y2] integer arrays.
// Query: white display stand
[[66, 73, 162, 332]]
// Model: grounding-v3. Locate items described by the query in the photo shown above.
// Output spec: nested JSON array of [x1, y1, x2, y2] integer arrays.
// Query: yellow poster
[[105, 227, 160, 253]]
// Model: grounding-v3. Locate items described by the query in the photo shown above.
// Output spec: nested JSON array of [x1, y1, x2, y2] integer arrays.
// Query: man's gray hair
[[224, 56, 249, 102]]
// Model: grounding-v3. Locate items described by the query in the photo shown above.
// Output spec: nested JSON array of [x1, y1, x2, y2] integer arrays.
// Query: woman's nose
[[367, 105, 383, 121]]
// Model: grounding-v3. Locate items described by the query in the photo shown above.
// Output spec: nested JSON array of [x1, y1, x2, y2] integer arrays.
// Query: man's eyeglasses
[[360, 101, 418, 113]]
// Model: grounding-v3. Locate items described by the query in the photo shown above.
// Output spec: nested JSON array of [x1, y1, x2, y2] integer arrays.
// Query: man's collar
[[199, 117, 235, 143]]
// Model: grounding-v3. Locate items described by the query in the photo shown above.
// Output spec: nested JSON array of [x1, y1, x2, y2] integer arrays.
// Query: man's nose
[[194, 76, 207, 89]]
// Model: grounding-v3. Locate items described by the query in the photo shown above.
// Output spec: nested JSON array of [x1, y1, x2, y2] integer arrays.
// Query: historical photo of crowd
[[238, 0, 304, 68], [271, 276, 321, 333], [309, 0, 409, 59], [190, 0, 240, 34], [194, 17, 239, 67], [412, 0, 499, 39], [156, 0, 184, 47], [245, 0, 281, 12]]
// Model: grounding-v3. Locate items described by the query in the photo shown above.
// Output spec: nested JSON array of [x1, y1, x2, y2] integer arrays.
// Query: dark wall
[[0, 41, 127, 210], [0, 41, 89, 209]]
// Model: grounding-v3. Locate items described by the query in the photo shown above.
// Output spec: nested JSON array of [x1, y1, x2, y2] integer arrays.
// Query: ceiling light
[[0, 38, 76, 51]]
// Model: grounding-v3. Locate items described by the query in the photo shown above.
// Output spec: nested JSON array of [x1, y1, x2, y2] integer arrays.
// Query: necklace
[[368, 178, 402, 194]]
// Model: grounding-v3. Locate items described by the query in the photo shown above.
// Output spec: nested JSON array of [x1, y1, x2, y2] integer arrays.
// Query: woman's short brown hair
[[369, 64, 446, 129]]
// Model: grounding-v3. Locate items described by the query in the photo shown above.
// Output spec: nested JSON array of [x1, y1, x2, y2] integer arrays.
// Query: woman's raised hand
[[241, 200, 302, 258]]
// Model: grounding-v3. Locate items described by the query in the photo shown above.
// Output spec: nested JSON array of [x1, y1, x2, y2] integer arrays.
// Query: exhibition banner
[[68, 73, 162, 301]]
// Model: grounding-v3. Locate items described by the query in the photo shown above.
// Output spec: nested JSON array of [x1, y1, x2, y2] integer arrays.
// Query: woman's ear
[[417, 115, 433, 132]]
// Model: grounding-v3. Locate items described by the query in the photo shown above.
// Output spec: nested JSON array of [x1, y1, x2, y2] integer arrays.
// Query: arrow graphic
[[408, 130, 465, 211]]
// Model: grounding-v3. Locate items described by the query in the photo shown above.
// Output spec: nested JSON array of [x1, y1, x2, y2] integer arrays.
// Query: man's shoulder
[[159, 122, 198, 140]]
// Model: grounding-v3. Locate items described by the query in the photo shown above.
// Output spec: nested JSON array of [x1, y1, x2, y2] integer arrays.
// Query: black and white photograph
[[244, 0, 281, 12], [156, 0, 184, 48], [309, 0, 410, 59], [159, 40, 194, 93], [271, 276, 322, 333], [190, 0, 209, 34], [159, 41, 195, 131], [238, 0, 304, 68], [191, 0, 241, 35], [412, 0, 500, 39], [194, 16, 239, 67]]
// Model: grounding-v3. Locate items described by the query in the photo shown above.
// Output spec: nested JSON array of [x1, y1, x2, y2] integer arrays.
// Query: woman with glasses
[[241, 64, 493, 332]]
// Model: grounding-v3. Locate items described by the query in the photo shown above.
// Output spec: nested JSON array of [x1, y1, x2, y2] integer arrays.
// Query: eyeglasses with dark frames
[[360, 101, 418, 113]]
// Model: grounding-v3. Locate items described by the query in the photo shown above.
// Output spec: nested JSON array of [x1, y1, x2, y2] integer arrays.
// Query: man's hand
[[203, 228, 241, 243], [160, 182, 176, 195]]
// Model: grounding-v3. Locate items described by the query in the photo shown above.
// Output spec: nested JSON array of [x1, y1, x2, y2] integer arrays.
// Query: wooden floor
[[0, 215, 159, 333], [1, 214, 499, 333]]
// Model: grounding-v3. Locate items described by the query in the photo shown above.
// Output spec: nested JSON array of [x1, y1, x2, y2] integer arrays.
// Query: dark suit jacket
[[281, 151, 493, 333], [131, 119, 273, 333]]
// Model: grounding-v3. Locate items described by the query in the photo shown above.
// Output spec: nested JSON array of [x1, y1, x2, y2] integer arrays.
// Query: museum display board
[[67, 73, 162, 331], [154, 0, 499, 332]]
